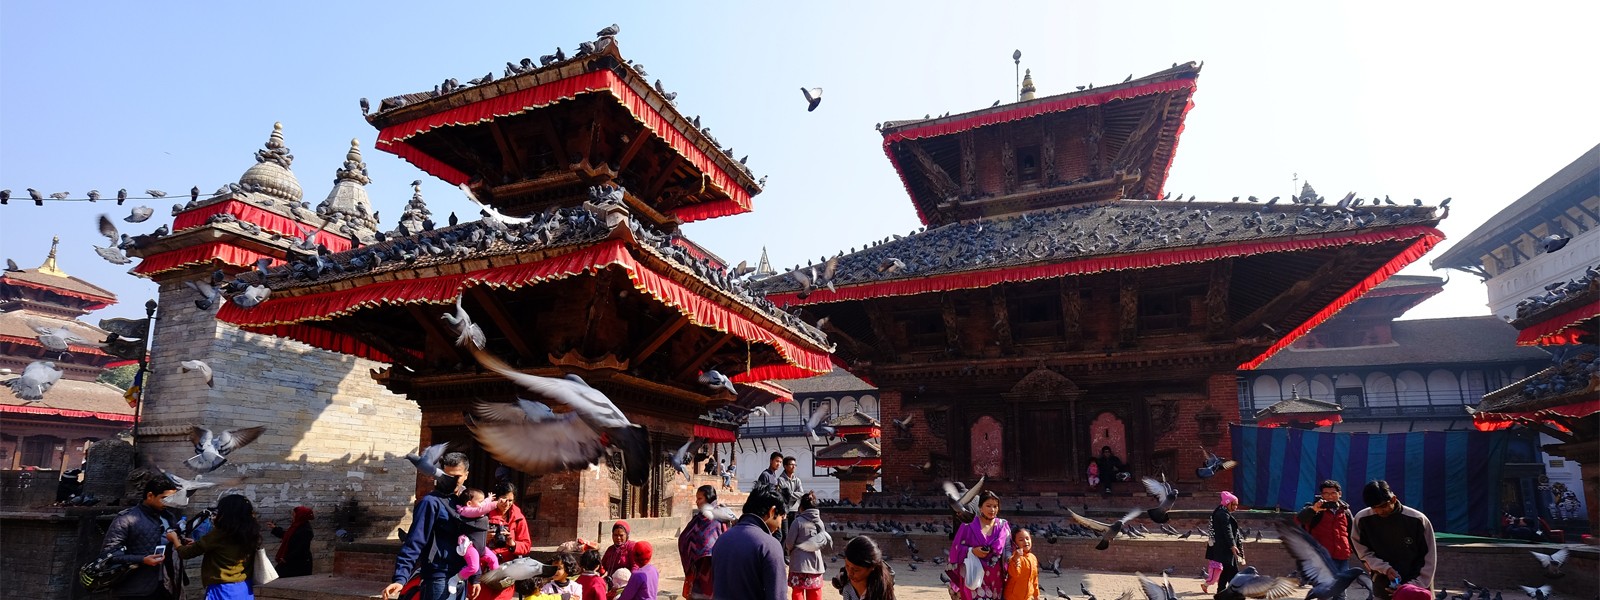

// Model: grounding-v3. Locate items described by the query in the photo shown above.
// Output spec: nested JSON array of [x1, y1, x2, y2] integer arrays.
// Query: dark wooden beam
[[941, 293, 962, 356], [536, 112, 568, 164], [864, 304, 900, 363], [488, 120, 528, 181], [1085, 106, 1106, 179], [905, 142, 961, 200], [467, 286, 535, 361], [630, 314, 689, 367], [990, 287, 1014, 354], [646, 156, 684, 200], [348, 329, 427, 372], [615, 126, 655, 172], [1060, 278, 1083, 350], [1118, 273, 1139, 347], [1570, 201, 1600, 228], [960, 132, 977, 196], [673, 333, 734, 381], [1206, 259, 1232, 338], [1110, 93, 1172, 171], [1233, 247, 1363, 336]]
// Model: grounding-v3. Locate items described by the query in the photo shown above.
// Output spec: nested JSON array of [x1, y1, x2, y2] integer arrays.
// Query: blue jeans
[[422, 577, 466, 600]]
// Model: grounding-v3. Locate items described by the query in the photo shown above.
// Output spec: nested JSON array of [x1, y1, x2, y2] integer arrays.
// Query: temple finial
[[1020, 69, 1037, 101], [37, 236, 66, 276]]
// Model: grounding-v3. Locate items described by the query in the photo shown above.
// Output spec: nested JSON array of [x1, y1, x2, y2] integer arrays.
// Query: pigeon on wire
[[1530, 548, 1569, 578], [440, 296, 486, 350], [800, 87, 823, 112], [405, 442, 450, 479], [125, 206, 155, 223], [1214, 566, 1300, 600], [6, 360, 63, 401], [1140, 474, 1178, 523], [147, 189, 167, 198], [670, 437, 704, 482], [1196, 447, 1238, 479], [179, 360, 214, 388], [1274, 521, 1371, 600], [698, 369, 738, 395], [185, 425, 266, 473], [805, 403, 832, 443], [464, 346, 651, 486], [1066, 507, 1143, 550], [94, 215, 133, 265], [942, 475, 986, 524]]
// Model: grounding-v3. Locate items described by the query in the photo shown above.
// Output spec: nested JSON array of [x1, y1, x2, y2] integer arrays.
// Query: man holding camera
[[1297, 480, 1354, 600]]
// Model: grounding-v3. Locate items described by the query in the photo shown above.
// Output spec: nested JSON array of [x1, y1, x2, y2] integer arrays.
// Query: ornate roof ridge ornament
[[255, 122, 294, 169], [238, 122, 304, 204], [334, 138, 372, 186]]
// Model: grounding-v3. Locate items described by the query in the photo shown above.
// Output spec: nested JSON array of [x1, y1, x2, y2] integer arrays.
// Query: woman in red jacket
[[473, 482, 533, 600]]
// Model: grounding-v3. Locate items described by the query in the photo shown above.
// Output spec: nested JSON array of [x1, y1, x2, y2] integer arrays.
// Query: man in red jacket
[[1297, 479, 1354, 600]]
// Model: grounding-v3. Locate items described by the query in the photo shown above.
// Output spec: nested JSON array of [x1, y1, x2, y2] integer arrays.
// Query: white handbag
[[252, 548, 280, 586], [962, 548, 984, 590]]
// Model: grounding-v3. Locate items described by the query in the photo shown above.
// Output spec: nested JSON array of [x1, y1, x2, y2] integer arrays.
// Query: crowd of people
[[95, 446, 1437, 600]]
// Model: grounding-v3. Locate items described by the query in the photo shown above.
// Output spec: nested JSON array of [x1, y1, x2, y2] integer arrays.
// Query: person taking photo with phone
[[1297, 480, 1354, 600]]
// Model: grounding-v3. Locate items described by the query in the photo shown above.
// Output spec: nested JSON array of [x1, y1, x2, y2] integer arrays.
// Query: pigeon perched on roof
[[6, 361, 63, 401], [464, 346, 650, 486], [185, 425, 266, 473]]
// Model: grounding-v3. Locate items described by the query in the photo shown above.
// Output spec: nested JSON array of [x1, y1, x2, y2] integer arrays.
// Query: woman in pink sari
[[946, 491, 1010, 600]]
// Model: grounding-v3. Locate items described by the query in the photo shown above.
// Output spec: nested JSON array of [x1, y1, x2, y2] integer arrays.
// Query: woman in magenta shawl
[[677, 485, 729, 600], [946, 490, 1010, 600]]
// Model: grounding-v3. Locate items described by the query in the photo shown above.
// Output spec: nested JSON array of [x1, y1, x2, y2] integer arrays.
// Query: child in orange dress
[[1003, 528, 1039, 600]]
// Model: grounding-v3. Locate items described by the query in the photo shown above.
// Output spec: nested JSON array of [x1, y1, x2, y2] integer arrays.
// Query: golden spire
[[37, 236, 66, 276], [1020, 69, 1037, 101]]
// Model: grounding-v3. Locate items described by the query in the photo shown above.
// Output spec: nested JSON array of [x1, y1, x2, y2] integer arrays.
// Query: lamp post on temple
[[1013, 49, 1023, 102], [130, 298, 157, 444]]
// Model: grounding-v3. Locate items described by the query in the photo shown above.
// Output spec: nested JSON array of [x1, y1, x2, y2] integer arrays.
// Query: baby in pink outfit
[[448, 488, 500, 594]]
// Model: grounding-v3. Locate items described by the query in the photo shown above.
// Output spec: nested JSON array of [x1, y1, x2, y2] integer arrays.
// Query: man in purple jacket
[[711, 485, 787, 600], [383, 452, 472, 600]]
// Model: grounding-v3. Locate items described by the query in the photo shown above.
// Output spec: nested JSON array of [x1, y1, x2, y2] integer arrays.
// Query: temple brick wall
[[136, 279, 422, 563]]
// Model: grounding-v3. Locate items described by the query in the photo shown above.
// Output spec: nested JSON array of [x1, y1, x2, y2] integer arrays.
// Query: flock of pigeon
[[754, 195, 1445, 298], [1512, 262, 1594, 320]]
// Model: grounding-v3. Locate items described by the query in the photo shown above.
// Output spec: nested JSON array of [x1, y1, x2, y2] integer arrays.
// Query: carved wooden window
[[1088, 412, 1127, 466], [900, 311, 944, 349], [1017, 145, 1041, 182], [1008, 294, 1061, 340], [969, 416, 1004, 478], [1138, 286, 1201, 331], [1019, 409, 1068, 480]]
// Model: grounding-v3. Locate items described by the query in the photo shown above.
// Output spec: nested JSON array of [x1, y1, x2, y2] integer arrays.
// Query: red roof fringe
[[374, 70, 751, 224], [1514, 300, 1599, 346], [132, 242, 283, 277], [217, 240, 830, 379], [1471, 399, 1600, 431], [693, 424, 738, 444], [0, 404, 133, 422], [173, 200, 353, 253], [816, 458, 882, 468], [2, 277, 113, 309], [1256, 414, 1343, 428], [882, 78, 1198, 226]]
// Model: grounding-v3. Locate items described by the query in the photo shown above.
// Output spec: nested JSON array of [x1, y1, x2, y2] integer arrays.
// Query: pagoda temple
[[209, 34, 832, 539], [0, 239, 135, 471], [753, 63, 1447, 495]]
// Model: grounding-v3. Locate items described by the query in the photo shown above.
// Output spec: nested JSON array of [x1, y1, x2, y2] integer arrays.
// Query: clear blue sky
[[3, 1, 1597, 324]]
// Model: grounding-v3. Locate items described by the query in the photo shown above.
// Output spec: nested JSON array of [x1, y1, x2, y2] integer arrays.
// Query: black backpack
[[80, 545, 137, 592]]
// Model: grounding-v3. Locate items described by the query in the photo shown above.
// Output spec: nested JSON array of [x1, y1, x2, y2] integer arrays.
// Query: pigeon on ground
[[698, 369, 737, 395], [179, 360, 214, 388], [801, 87, 823, 112], [185, 425, 266, 473], [6, 360, 63, 401], [1530, 548, 1569, 578], [464, 346, 650, 485], [1141, 474, 1178, 523], [440, 296, 486, 350], [1197, 447, 1238, 479], [943, 476, 986, 524], [1067, 508, 1143, 550], [1275, 521, 1371, 600], [405, 442, 449, 479], [1044, 555, 1061, 577]]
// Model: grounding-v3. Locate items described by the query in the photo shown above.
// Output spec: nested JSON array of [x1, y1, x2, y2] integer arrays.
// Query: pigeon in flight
[[1539, 235, 1570, 254], [801, 87, 823, 112], [1136, 572, 1177, 600], [162, 471, 217, 508], [93, 215, 133, 265], [1530, 548, 1569, 578], [440, 296, 486, 350], [4, 258, 21, 272], [1196, 447, 1238, 479], [186, 278, 220, 311], [1067, 508, 1142, 550], [458, 183, 533, 226], [698, 369, 738, 395], [942, 475, 986, 524], [185, 425, 266, 473], [405, 442, 450, 479], [6, 360, 63, 401], [1215, 566, 1299, 600], [1518, 586, 1552, 600], [232, 285, 271, 308], [1275, 521, 1370, 600], [30, 321, 95, 354], [670, 437, 704, 481], [125, 206, 155, 223], [699, 502, 738, 524], [1140, 475, 1178, 523], [892, 414, 914, 435], [464, 346, 650, 486], [480, 557, 549, 586], [805, 404, 832, 443], [795, 527, 834, 553], [179, 360, 214, 388]]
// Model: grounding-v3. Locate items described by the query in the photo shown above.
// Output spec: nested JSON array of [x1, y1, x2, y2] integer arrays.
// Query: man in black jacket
[[1351, 480, 1436, 599], [101, 476, 184, 600]]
